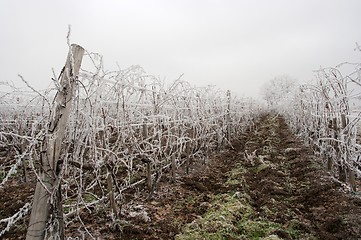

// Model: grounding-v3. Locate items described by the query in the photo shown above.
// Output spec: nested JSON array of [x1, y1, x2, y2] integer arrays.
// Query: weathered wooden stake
[[171, 154, 176, 182], [338, 115, 347, 183], [142, 119, 148, 140], [147, 162, 152, 191], [226, 90, 231, 140], [341, 113, 357, 191], [349, 165, 357, 192], [106, 171, 118, 217], [19, 123, 28, 183], [26, 44, 84, 240], [185, 141, 191, 174], [326, 118, 333, 171], [100, 128, 119, 218]]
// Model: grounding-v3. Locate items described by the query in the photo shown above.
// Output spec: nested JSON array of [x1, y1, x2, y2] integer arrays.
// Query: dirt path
[[238, 113, 361, 239], [1, 113, 361, 239]]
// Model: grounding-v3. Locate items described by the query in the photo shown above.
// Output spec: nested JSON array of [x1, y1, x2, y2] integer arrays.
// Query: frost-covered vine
[[0, 49, 259, 238], [280, 46, 361, 191]]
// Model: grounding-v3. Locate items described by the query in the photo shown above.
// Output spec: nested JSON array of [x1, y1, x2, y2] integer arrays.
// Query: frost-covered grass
[[176, 193, 299, 240], [176, 163, 300, 240]]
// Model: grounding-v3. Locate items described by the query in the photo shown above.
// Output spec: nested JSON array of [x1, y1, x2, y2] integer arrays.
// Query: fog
[[1, 0, 361, 98]]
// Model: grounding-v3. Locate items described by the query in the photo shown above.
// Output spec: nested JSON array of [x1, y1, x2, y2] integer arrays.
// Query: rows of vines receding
[[281, 52, 361, 191], [0, 51, 261, 238]]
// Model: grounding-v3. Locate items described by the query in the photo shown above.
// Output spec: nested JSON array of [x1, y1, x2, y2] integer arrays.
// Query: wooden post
[[142, 118, 148, 140], [171, 154, 176, 182], [185, 141, 191, 174], [332, 117, 346, 182], [147, 161, 152, 191], [141, 120, 152, 192], [100, 128, 119, 219], [169, 121, 177, 183], [107, 171, 118, 217], [26, 44, 84, 240], [349, 165, 357, 192], [341, 113, 357, 191], [19, 123, 28, 183], [327, 118, 333, 171], [226, 90, 231, 140], [336, 116, 347, 182]]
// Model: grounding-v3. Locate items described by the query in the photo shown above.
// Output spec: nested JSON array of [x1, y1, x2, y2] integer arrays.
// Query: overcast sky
[[1, 0, 361, 98]]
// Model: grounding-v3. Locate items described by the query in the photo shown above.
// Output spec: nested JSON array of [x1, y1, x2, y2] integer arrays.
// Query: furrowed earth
[[1, 113, 361, 239]]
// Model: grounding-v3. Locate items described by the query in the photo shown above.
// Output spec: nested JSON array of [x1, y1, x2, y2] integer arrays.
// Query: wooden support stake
[[147, 162, 152, 191], [326, 118, 333, 171], [26, 44, 84, 240], [349, 166, 357, 192], [226, 90, 231, 140], [171, 154, 176, 182], [19, 124, 28, 183], [107, 171, 118, 217], [100, 127, 119, 219], [142, 119, 148, 140], [186, 141, 191, 174], [341, 113, 356, 191]]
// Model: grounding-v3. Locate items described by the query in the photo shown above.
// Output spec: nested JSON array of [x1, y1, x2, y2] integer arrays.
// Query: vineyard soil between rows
[[1, 113, 361, 239]]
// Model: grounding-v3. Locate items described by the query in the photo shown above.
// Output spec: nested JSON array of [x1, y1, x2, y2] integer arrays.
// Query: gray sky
[[1, 0, 361, 98]]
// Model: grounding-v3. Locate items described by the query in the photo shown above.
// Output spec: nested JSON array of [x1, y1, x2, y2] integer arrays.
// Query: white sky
[[1, 0, 361, 98]]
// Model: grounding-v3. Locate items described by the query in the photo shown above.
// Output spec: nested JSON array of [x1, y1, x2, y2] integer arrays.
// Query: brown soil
[[241, 114, 361, 240], [1, 113, 361, 239]]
